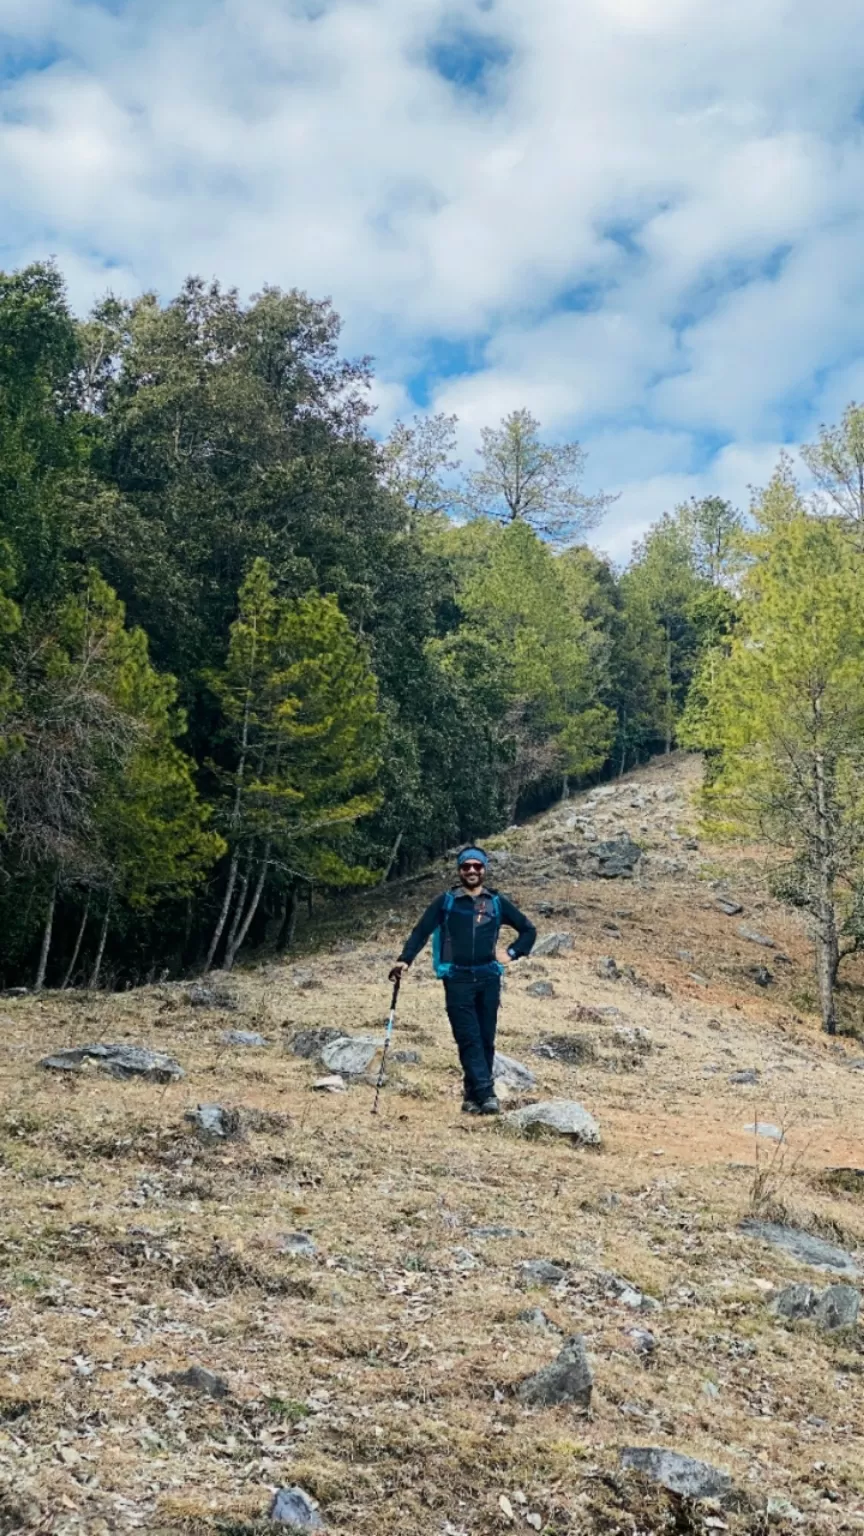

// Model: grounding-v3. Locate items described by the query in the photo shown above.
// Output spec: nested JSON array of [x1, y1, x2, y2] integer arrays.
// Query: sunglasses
[[460, 862, 485, 874]]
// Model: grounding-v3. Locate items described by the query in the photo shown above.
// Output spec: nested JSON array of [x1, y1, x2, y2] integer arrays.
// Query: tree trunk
[[225, 843, 271, 972], [813, 736, 838, 1034], [61, 892, 91, 990], [664, 630, 674, 755], [276, 884, 300, 954], [381, 830, 404, 885], [223, 850, 252, 965], [561, 774, 570, 802], [90, 896, 113, 990], [34, 872, 58, 992], [618, 726, 628, 780], [203, 850, 240, 974]]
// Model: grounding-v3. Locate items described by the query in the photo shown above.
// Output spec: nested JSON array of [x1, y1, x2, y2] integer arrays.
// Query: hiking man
[[389, 847, 536, 1115]]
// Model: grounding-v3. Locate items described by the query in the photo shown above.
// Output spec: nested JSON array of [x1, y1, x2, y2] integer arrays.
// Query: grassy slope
[[0, 753, 862, 1535]]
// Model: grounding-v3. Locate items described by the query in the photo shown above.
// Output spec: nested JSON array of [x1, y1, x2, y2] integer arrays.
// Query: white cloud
[[2, 0, 864, 551]]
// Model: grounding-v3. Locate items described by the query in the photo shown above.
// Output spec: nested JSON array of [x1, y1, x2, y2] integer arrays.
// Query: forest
[[2, 260, 864, 1031]]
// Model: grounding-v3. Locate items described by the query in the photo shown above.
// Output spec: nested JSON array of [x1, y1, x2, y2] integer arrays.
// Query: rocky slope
[[0, 753, 862, 1535]]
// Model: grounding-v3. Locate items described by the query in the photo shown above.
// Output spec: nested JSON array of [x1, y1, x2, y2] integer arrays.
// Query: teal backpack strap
[[432, 891, 456, 978]]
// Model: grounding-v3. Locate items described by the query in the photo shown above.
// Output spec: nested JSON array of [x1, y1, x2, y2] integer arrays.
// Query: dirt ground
[[0, 753, 862, 1535]]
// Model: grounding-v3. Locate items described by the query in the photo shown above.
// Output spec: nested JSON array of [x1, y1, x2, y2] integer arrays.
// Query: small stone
[[744, 1122, 784, 1141], [526, 981, 555, 999], [813, 1284, 861, 1330], [312, 1075, 346, 1093], [279, 1232, 317, 1258], [289, 969, 322, 992], [472, 1225, 527, 1240], [729, 1069, 760, 1085], [289, 1028, 343, 1060], [597, 956, 620, 980], [185, 1104, 242, 1140], [532, 1034, 595, 1064], [319, 1036, 379, 1077], [737, 925, 776, 948], [269, 1486, 324, 1528], [611, 1025, 652, 1054], [221, 1029, 267, 1047], [505, 1099, 601, 1145], [161, 1365, 230, 1398], [620, 1447, 734, 1502], [715, 899, 744, 917], [770, 1283, 818, 1321], [740, 1219, 861, 1277], [626, 1328, 656, 1356], [451, 1247, 479, 1271], [493, 1053, 537, 1090], [533, 933, 575, 957], [518, 1259, 568, 1286], [392, 1049, 421, 1064], [186, 982, 238, 1011], [751, 966, 774, 987], [41, 1043, 184, 1083], [518, 1307, 563, 1332], [517, 1334, 592, 1407]]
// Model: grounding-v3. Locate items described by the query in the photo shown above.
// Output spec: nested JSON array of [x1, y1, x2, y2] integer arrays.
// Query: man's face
[[458, 858, 486, 891]]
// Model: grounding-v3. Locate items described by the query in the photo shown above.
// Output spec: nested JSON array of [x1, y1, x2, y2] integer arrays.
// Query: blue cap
[[457, 846, 488, 868]]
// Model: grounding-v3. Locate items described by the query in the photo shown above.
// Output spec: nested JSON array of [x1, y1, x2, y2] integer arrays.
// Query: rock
[[526, 981, 555, 999], [450, 1247, 479, 1271], [596, 956, 620, 980], [186, 982, 238, 1011], [532, 1034, 596, 1064], [744, 1121, 784, 1141], [312, 1075, 346, 1093], [518, 1307, 563, 1332], [392, 1049, 421, 1064], [269, 1486, 324, 1528], [319, 1036, 379, 1077], [161, 1365, 230, 1399], [533, 933, 575, 957], [221, 1029, 267, 1047], [715, 899, 744, 916], [518, 1259, 568, 1286], [729, 1069, 760, 1085], [626, 1327, 656, 1356], [740, 1219, 861, 1277], [750, 966, 774, 987], [611, 1025, 652, 1054], [279, 1232, 317, 1258], [737, 925, 776, 948], [289, 969, 322, 992], [472, 1225, 527, 1239], [813, 1283, 861, 1330], [506, 1099, 601, 1146], [599, 1272, 660, 1311], [289, 1027, 343, 1060], [770, 1283, 818, 1321], [620, 1447, 734, 1502], [185, 1104, 242, 1140], [41, 1043, 184, 1083], [493, 1052, 537, 1089], [517, 1334, 592, 1408], [590, 836, 643, 879]]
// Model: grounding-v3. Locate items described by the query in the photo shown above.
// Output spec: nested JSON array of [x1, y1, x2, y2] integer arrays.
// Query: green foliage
[[461, 408, 614, 543]]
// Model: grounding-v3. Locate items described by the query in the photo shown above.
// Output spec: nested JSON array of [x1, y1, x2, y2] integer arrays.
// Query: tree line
[[2, 259, 858, 1026]]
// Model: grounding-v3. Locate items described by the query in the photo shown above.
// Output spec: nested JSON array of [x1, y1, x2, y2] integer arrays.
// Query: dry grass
[[1, 755, 863, 1534]]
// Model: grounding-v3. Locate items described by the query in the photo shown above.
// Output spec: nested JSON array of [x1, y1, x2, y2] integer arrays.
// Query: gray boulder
[[517, 1335, 592, 1408], [526, 981, 555, 999], [729, 1069, 760, 1085], [493, 1052, 537, 1090], [715, 899, 744, 916], [533, 1034, 596, 1064], [221, 1029, 267, 1048], [770, 1284, 818, 1321], [392, 1049, 422, 1065], [533, 933, 575, 958], [185, 1104, 242, 1140], [186, 982, 238, 1011], [279, 1232, 317, 1259], [506, 1099, 601, 1146], [518, 1307, 563, 1333], [319, 1036, 380, 1077], [289, 1027, 343, 1060], [744, 1122, 784, 1141], [41, 1043, 184, 1083], [518, 1259, 568, 1286], [737, 925, 776, 948], [591, 836, 643, 879], [269, 1486, 324, 1528], [472, 1225, 527, 1239], [161, 1365, 229, 1399], [620, 1447, 733, 1502], [813, 1284, 861, 1330], [740, 1219, 861, 1278]]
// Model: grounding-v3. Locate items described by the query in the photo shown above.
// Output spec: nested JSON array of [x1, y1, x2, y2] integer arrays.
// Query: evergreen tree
[[461, 409, 613, 544]]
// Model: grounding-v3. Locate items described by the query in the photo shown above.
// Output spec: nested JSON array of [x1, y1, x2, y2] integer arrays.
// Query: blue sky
[[3, 0, 864, 558]]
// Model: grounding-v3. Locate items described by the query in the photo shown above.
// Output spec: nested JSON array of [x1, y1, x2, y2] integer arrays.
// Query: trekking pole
[[372, 972, 401, 1116]]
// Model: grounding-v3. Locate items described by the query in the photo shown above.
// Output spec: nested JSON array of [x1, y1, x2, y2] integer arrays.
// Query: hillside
[[1, 752, 863, 1535]]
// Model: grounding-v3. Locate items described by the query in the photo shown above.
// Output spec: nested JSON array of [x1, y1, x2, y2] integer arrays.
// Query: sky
[[3, 0, 864, 561]]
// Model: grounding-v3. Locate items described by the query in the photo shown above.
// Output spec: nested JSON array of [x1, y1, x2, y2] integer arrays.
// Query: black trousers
[[443, 973, 501, 1104]]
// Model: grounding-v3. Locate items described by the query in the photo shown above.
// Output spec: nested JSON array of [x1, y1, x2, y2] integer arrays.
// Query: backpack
[[432, 890, 502, 978]]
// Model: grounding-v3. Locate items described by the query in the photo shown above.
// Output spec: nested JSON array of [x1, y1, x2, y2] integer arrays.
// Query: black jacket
[[398, 886, 536, 972]]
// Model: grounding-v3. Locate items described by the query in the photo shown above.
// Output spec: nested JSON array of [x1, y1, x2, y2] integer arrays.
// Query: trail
[[1, 753, 862, 1534]]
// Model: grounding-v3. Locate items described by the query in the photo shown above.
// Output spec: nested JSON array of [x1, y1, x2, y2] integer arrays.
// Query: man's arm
[[498, 895, 537, 960], [396, 893, 446, 967]]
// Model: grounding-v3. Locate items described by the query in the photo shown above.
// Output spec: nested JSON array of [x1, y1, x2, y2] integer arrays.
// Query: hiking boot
[[461, 1098, 482, 1115], [478, 1095, 500, 1116]]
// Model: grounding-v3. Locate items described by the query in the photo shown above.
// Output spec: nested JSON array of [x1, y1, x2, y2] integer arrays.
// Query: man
[[389, 847, 536, 1115]]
